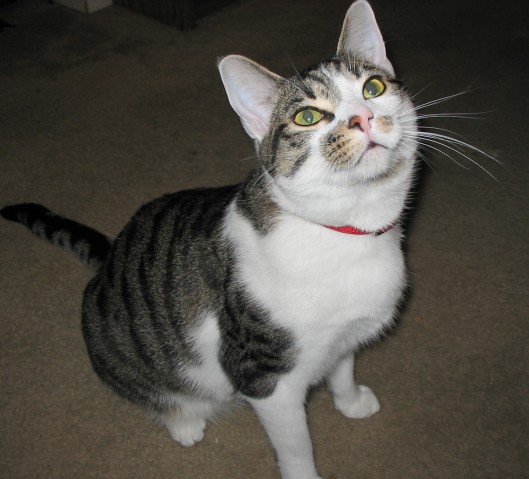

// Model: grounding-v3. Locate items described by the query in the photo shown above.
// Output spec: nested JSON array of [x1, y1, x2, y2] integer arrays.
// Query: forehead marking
[[332, 74, 369, 121], [296, 68, 341, 105]]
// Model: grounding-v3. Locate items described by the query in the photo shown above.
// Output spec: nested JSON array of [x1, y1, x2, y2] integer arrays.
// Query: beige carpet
[[1, 0, 528, 477]]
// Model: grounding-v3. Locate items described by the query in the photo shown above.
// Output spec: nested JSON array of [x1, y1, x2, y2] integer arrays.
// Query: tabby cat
[[1, 2, 419, 478]]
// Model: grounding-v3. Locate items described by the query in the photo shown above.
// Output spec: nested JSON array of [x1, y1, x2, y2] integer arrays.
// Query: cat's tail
[[1, 203, 112, 270]]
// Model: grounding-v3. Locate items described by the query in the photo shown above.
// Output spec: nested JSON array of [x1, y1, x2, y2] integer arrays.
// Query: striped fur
[[1, 203, 112, 269], [2, 2, 420, 478], [81, 184, 295, 410], [1, 187, 296, 410]]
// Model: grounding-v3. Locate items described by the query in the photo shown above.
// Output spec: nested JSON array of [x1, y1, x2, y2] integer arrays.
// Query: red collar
[[323, 224, 394, 236]]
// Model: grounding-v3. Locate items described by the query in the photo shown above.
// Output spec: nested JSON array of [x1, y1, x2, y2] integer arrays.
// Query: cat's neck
[[237, 166, 412, 235]]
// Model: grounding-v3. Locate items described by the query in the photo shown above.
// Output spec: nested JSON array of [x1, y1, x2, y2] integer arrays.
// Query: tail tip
[[1, 203, 50, 222], [0, 204, 21, 221]]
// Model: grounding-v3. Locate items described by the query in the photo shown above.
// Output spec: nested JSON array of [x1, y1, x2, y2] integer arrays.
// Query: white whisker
[[282, 48, 313, 95], [394, 83, 501, 181], [412, 89, 472, 112], [418, 125, 467, 139], [413, 139, 470, 171], [408, 81, 435, 102], [416, 113, 486, 120], [416, 131, 501, 165], [239, 154, 264, 163], [414, 136, 498, 180]]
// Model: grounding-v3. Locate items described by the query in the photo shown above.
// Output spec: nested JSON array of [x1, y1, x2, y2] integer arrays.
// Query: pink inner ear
[[337, 1, 394, 75], [218, 55, 281, 142]]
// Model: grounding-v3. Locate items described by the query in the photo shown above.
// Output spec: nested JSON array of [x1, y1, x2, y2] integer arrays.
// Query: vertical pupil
[[367, 82, 377, 96], [303, 110, 314, 124]]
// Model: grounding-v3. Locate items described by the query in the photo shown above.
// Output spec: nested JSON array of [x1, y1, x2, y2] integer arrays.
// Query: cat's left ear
[[218, 55, 282, 142], [337, 0, 394, 75]]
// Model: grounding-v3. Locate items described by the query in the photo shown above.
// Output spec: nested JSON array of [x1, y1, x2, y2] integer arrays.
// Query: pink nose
[[349, 105, 374, 136], [348, 107, 373, 134]]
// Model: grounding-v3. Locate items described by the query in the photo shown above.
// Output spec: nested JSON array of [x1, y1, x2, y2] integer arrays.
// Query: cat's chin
[[334, 147, 408, 184]]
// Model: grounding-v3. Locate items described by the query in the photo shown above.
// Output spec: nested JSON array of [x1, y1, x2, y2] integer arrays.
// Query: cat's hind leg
[[327, 354, 380, 419], [158, 396, 218, 447]]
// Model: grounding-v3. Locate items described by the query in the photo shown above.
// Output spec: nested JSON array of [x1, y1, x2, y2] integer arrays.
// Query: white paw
[[334, 385, 380, 419], [282, 468, 322, 479], [166, 416, 207, 447]]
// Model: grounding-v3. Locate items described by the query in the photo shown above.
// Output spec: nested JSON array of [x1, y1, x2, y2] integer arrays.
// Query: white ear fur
[[337, 0, 394, 75], [218, 55, 282, 141]]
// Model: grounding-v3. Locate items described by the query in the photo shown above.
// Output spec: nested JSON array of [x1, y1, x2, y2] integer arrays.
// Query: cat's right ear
[[337, 0, 394, 75], [218, 55, 282, 142]]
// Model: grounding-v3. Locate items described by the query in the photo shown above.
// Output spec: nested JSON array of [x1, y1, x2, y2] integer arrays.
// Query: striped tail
[[1, 203, 112, 270]]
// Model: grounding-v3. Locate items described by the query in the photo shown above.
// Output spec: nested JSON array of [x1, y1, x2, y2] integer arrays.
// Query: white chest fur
[[225, 204, 406, 386]]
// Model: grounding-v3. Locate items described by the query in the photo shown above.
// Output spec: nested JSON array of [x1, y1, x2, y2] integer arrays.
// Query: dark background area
[[1, 0, 528, 478]]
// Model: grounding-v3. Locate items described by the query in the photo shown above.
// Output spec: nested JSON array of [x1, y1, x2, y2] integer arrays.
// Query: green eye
[[293, 109, 323, 126], [363, 77, 386, 99]]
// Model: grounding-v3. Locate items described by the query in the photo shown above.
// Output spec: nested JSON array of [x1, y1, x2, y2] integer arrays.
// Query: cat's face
[[261, 57, 416, 185]]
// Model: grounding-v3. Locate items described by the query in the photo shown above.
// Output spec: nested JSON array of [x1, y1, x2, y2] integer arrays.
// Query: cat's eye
[[363, 77, 386, 99], [293, 109, 323, 126]]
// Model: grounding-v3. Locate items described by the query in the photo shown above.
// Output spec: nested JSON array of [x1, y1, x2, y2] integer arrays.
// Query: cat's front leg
[[247, 383, 322, 479], [327, 354, 380, 419]]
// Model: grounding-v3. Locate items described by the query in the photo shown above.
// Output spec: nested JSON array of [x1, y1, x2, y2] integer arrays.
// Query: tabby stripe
[[295, 83, 316, 100], [219, 273, 294, 398], [1, 203, 111, 266], [199, 193, 229, 237], [138, 250, 182, 371], [269, 123, 288, 172], [162, 198, 201, 362], [121, 221, 158, 370], [305, 72, 338, 95], [86, 280, 138, 382], [164, 207, 181, 347], [94, 355, 156, 409], [287, 150, 310, 177]]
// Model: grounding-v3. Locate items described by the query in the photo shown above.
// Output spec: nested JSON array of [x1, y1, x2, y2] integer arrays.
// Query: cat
[[1, 1, 418, 478]]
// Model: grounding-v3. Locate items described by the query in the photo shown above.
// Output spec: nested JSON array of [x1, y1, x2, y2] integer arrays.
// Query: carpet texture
[[1, 1, 527, 478]]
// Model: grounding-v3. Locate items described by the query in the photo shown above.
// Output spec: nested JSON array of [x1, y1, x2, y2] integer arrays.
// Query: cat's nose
[[348, 112, 373, 133]]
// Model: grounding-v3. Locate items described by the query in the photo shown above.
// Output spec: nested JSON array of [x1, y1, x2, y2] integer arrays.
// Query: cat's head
[[219, 0, 418, 230]]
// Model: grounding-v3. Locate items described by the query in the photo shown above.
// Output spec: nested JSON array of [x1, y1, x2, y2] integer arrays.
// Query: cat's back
[[116, 184, 239, 248], [96, 183, 239, 292]]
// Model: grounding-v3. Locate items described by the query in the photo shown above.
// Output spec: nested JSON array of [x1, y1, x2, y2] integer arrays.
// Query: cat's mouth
[[367, 141, 385, 150], [354, 140, 391, 170]]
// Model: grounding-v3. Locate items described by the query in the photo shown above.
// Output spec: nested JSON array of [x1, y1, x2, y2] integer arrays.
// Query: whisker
[[416, 131, 501, 165], [416, 150, 438, 175], [416, 113, 487, 120], [248, 163, 280, 197], [400, 99, 498, 179], [418, 125, 467, 140], [414, 136, 498, 180], [397, 91, 468, 118], [402, 135, 470, 171], [282, 46, 314, 96], [408, 81, 436, 102], [412, 89, 472, 112], [239, 155, 261, 163]]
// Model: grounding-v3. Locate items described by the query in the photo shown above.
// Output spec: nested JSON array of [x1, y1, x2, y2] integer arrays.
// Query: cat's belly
[[228, 208, 406, 384]]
